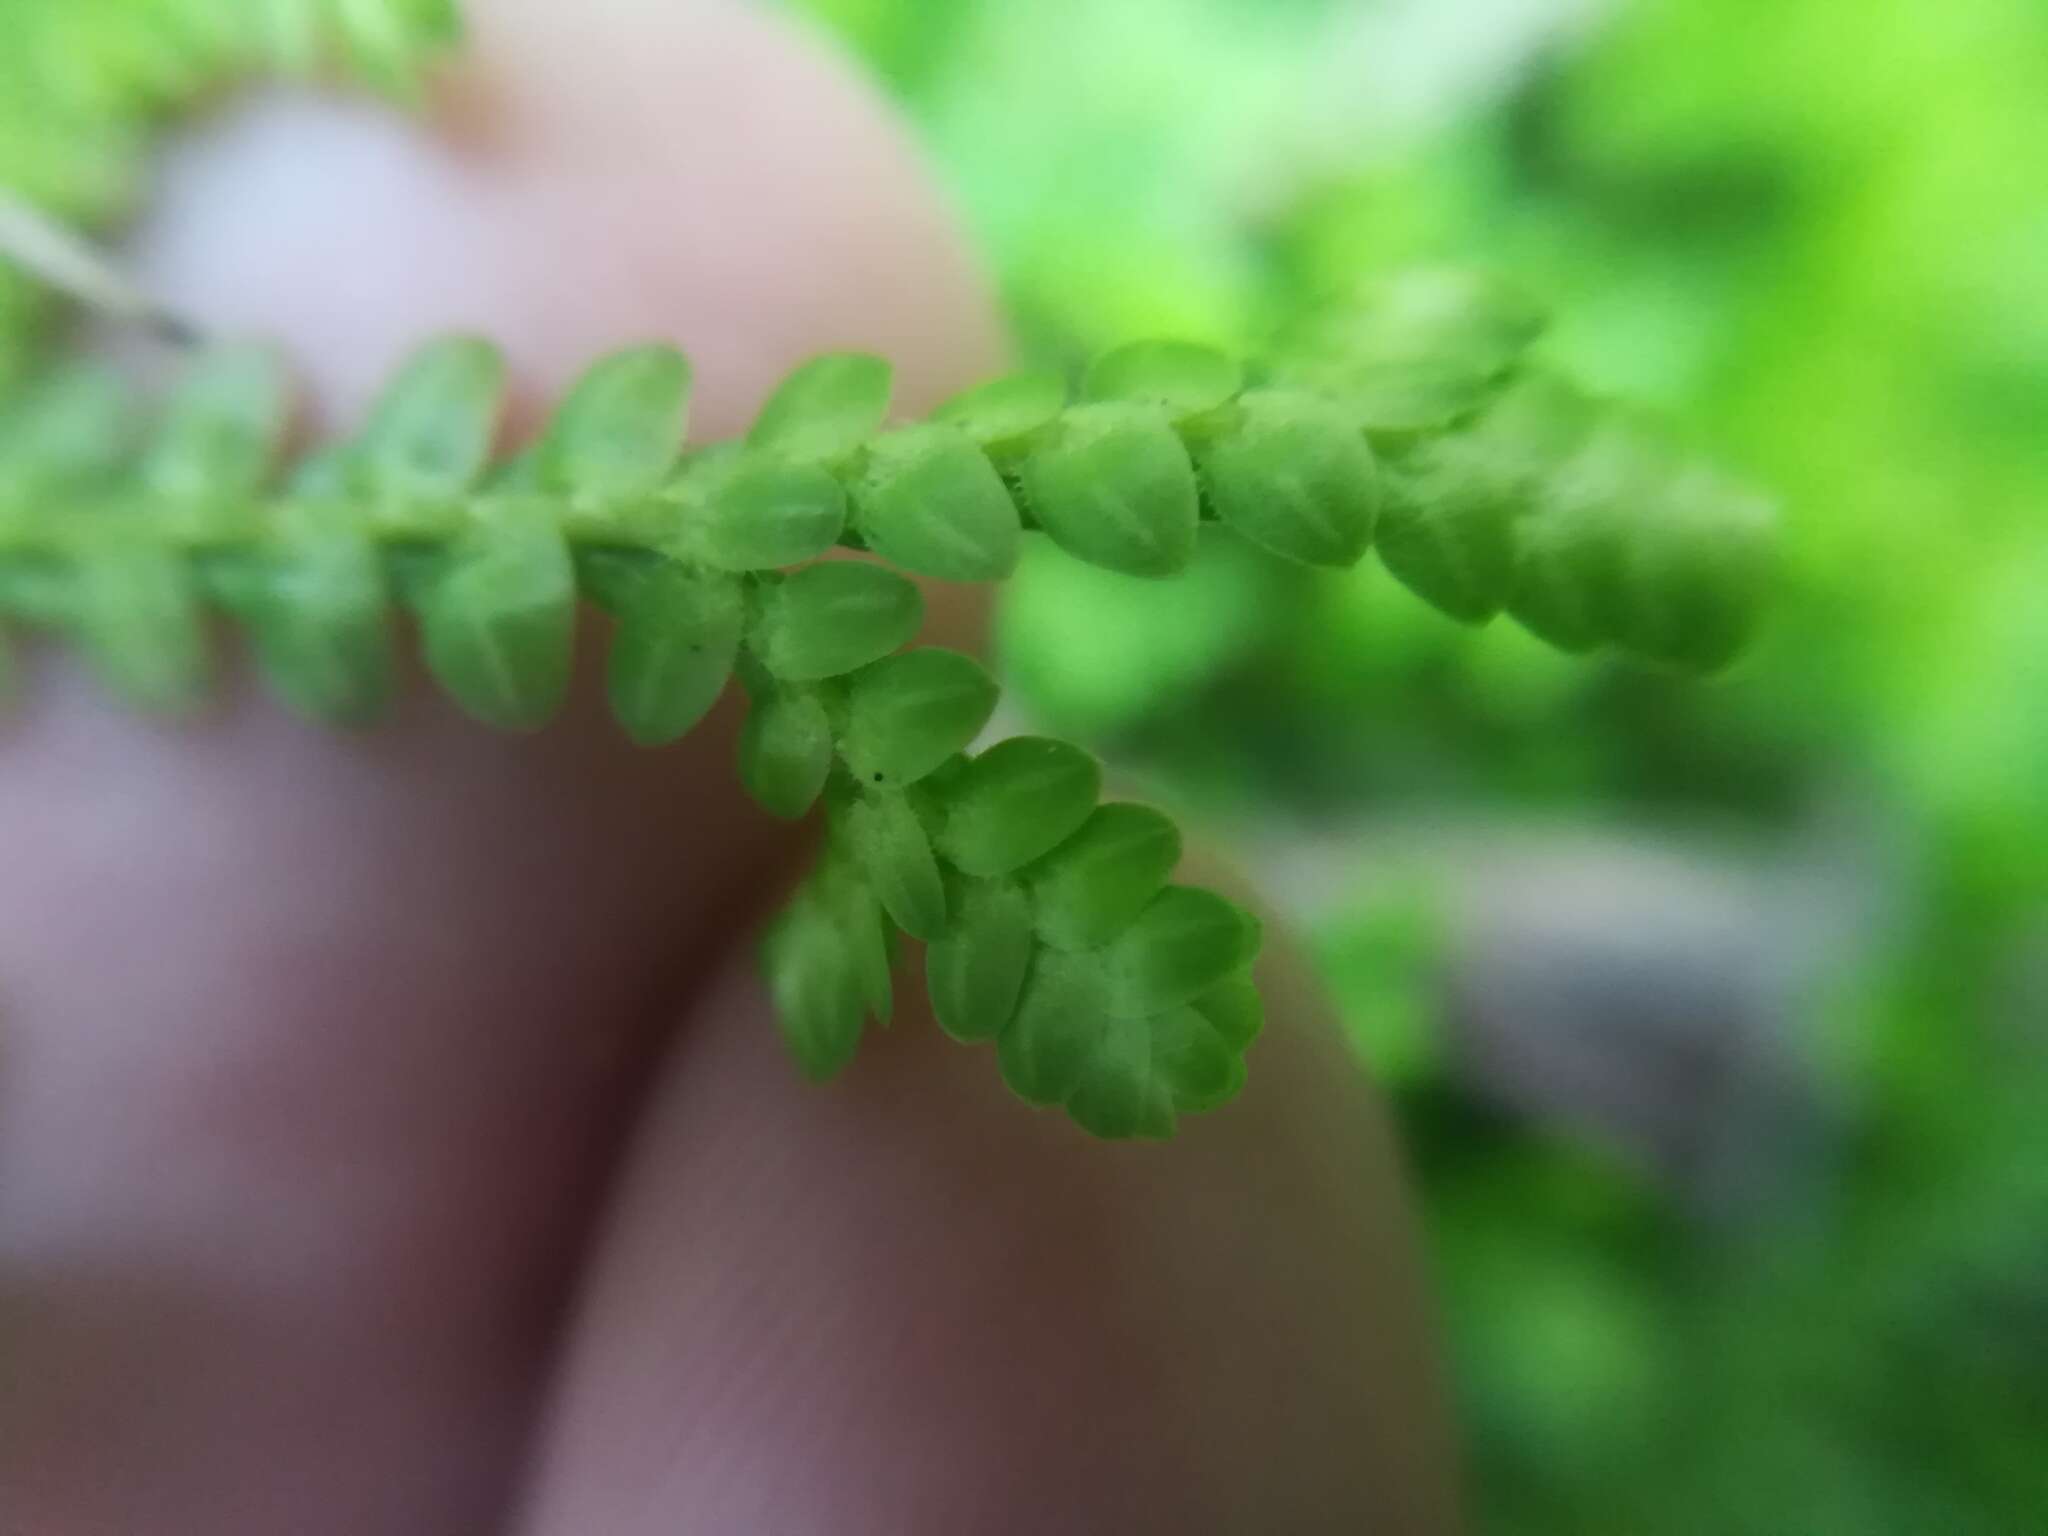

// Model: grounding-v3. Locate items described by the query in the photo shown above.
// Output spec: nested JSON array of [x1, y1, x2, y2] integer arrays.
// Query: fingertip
[[515, 935, 1462, 1536]]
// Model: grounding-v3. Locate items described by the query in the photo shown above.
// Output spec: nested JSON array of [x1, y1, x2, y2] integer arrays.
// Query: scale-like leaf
[[681, 448, 847, 571], [1621, 463, 1776, 671], [417, 506, 576, 731], [353, 335, 506, 498], [1274, 269, 1545, 434], [144, 344, 289, 502], [1199, 391, 1378, 567], [933, 370, 1066, 452], [74, 533, 209, 712], [1022, 402, 1199, 577], [927, 877, 1033, 1042], [1025, 803, 1182, 951], [539, 344, 690, 496], [936, 736, 1102, 878], [1190, 970, 1264, 1053], [751, 561, 922, 682], [996, 951, 1105, 1106], [765, 882, 870, 1080], [1085, 339, 1241, 417], [838, 647, 998, 787], [1377, 437, 1520, 623], [1510, 423, 1660, 654], [0, 365, 129, 498], [749, 353, 892, 464], [845, 789, 949, 941], [739, 684, 834, 818], [249, 517, 394, 724], [1065, 1006, 1244, 1139], [1101, 885, 1262, 1017], [608, 560, 743, 744], [995, 954, 1247, 1137], [850, 423, 1019, 582]]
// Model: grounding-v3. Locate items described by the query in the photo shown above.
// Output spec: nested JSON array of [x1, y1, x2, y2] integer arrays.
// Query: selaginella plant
[[0, 0, 1775, 1138], [0, 262, 1776, 1138]]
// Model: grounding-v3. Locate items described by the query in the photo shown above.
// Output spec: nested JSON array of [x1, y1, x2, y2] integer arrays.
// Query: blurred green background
[[783, 0, 2048, 1529], [4, 0, 2043, 1528]]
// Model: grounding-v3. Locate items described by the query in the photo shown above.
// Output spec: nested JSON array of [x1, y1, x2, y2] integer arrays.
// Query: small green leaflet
[[1022, 402, 1200, 578], [1274, 269, 1545, 434], [996, 951, 1104, 1107], [143, 344, 290, 503], [1376, 435, 1521, 624], [678, 447, 847, 572], [1510, 423, 1661, 654], [844, 788, 949, 941], [0, 364, 130, 499], [607, 560, 743, 745], [1064, 1006, 1246, 1139], [749, 352, 892, 465], [1197, 391, 1379, 568], [1191, 970, 1265, 1053], [850, 423, 1020, 583], [739, 684, 834, 819], [72, 531, 209, 712], [352, 336, 506, 500], [1023, 802, 1182, 952], [416, 503, 576, 731], [765, 872, 884, 1080], [751, 561, 923, 682], [539, 344, 690, 498], [1376, 371, 1595, 623], [994, 957, 1245, 1138], [993, 888, 1263, 1138], [1100, 885, 1262, 1017], [1621, 463, 1777, 672], [1084, 339, 1242, 418], [927, 877, 1034, 1042], [935, 736, 1102, 878], [933, 369, 1067, 454], [837, 648, 999, 787], [248, 516, 395, 725]]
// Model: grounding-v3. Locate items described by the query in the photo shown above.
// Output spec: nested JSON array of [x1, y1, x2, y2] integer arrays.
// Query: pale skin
[[0, 3, 1460, 1531]]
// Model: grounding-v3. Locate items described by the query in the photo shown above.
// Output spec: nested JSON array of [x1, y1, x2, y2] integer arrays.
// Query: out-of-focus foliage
[[792, 0, 2048, 1528], [0, 0, 457, 383]]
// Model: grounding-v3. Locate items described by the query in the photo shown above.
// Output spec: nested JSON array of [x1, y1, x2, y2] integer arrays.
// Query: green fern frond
[[0, 274, 1777, 1138]]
